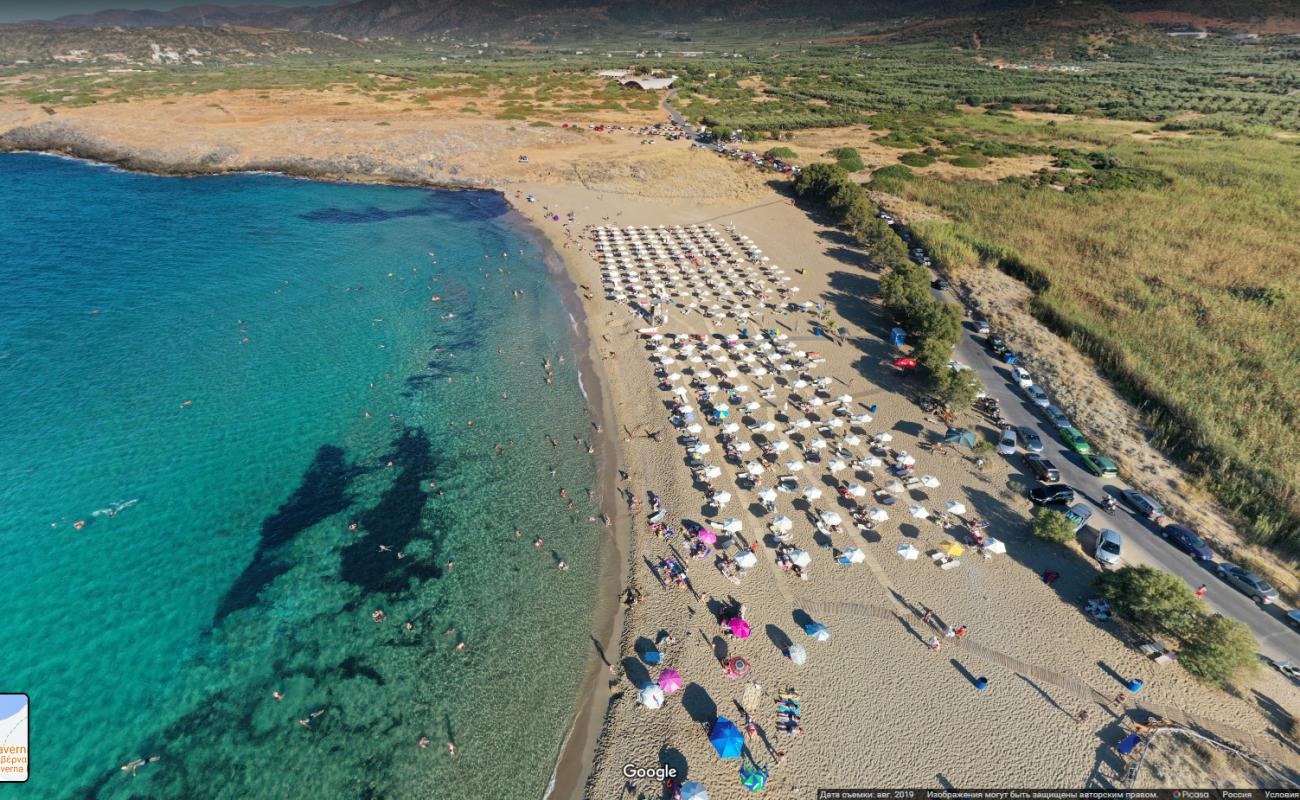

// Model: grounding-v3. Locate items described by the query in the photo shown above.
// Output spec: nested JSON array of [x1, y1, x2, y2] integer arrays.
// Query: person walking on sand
[[928, 636, 941, 652]]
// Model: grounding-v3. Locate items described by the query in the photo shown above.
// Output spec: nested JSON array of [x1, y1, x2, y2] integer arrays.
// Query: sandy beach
[[5, 92, 1298, 795]]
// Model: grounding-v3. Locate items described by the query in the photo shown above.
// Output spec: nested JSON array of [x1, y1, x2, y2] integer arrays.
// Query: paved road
[[933, 285, 1300, 664]]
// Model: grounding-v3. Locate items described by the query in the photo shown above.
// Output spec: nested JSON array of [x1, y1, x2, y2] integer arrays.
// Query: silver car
[[1026, 385, 1051, 407], [998, 428, 1017, 455], [1045, 405, 1071, 429], [1095, 529, 1123, 565], [1216, 562, 1279, 604]]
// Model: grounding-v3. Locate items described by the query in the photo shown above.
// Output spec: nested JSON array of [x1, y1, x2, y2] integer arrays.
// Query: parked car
[[1002, 350, 1019, 365], [1023, 454, 1060, 483], [1045, 405, 1071, 430], [1026, 385, 1050, 407], [1095, 529, 1123, 565], [1029, 485, 1076, 506], [1216, 562, 1278, 603], [1080, 454, 1119, 478], [1123, 490, 1164, 521], [1064, 503, 1093, 532], [1019, 427, 1044, 453], [974, 318, 991, 335], [1059, 426, 1092, 454], [931, 277, 949, 290], [1288, 610, 1300, 631], [986, 334, 1006, 354], [1010, 366, 1032, 388], [1270, 659, 1300, 680], [1160, 523, 1213, 559], [998, 428, 1017, 455]]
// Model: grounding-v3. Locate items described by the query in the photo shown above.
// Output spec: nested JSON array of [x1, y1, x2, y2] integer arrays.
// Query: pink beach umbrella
[[659, 669, 683, 694], [729, 617, 751, 638], [698, 528, 718, 545]]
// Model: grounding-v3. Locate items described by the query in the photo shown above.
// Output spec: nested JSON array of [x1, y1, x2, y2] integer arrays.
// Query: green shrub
[[869, 165, 915, 189], [528, 120, 553, 127], [949, 155, 987, 168], [765, 146, 799, 160], [900, 152, 935, 168], [828, 147, 865, 172], [1033, 509, 1076, 544], [1178, 613, 1258, 687]]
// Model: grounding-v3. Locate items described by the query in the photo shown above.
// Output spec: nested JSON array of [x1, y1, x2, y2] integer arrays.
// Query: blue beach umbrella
[[803, 622, 830, 641], [642, 649, 663, 665], [681, 781, 709, 800], [740, 764, 768, 791], [709, 717, 745, 759]]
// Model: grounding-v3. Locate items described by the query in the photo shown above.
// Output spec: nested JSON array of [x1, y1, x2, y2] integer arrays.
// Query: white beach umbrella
[[659, 356, 675, 365], [843, 434, 862, 446], [909, 504, 930, 519], [687, 423, 703, 434], [847, 484, 867, 498], [827, 418, 845, 429], [734, 551, 758, 570], [744, 401, 761, 411], [722, 422, 741, 434], [772, 440, 790, 453], [946, 500, 967, 515], [809, 397, 824, 407], [868, 507, 889, 522], [809, 438, 828, 451], [820, 510, 843, 526], [760, 421, 777, 432], [793, 379, 809, 389], [851, 413, 873, 424], [837, 394, 853, 404], [770, 514, 794, 533], [690, 443, 711, 455], [736, 441, 752, 453], [838, 547, 865, 565], [863, 455, 883, 468], [785, 460, 806, 472], [722, 518, 743, 533], [874, 432, 893, 443], [638, 684, 665, 709], [897, 543, 920, 561], [884, 479, 905, 494], [712, 490, 732, 507], [701, 465, 723, 479], [790, 548, 812, 567], [758, 488, 778, 503], [793, 419, 812, 430], [920, 475, 940, 488], [828, 459, 847, 473], [802, 486, 822, 501], [787, 643, 807, 666], [667, 372, 682, 382], [984, 537, 1007, 555], [746, 461, 766, 475], [897, 452, 916, 466]]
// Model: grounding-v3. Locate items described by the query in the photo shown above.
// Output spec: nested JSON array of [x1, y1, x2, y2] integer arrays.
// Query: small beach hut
[[709, 718, 745, 759], [945, 428, 978, 449]]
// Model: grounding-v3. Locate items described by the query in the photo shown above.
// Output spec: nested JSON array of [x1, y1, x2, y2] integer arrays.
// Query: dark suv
[[1029, 485, 1076, 506], [1023, 454, 1060, 483]]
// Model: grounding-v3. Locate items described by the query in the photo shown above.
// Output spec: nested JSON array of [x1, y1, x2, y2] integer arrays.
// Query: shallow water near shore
[[0, 153, 603, 798]]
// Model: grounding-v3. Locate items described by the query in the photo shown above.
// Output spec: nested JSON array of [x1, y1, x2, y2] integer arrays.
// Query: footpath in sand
[[506, 157, 1300, 798]]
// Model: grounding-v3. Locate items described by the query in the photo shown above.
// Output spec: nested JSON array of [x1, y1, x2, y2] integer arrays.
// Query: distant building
[[619, 75, 677, 91], [597, 69, 630, 78], [1167, 30, 1209, 39]]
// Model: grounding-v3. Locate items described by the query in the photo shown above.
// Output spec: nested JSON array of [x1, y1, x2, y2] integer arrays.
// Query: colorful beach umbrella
[[740, 765, 769, 792], [681, 781, 709, 800], [709, 718, 745, 759], [804, 622, 831, 641], [658, 669, 682, 694], [697, 528, 718, 545], [638, 683, 665, 709], [728, 617, 751, 638]]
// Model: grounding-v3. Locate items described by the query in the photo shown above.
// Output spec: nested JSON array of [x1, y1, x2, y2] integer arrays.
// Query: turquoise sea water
[[0, 153, 603, 798]]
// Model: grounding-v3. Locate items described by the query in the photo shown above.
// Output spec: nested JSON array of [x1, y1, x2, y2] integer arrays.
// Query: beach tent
[[740, 765, 769, 792], [638, 684, 665, 709], [735, 551, 758, 570], [729, 617, 752, 638], [681, 781, 708, 800], [787, 643, 807, 666], [709, 718, 745, 759], [804, 622, 831, 641], [898, 543, 920, 560], [945, 428, 978, 449], [658, 669, 683, 694]]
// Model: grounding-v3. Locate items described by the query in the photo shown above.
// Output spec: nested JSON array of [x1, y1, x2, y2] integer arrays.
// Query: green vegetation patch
[[827, 147, 865, 172]]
